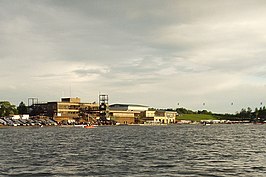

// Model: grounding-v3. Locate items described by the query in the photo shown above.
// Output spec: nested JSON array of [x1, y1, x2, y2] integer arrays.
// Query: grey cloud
[[33, 73, 64, 79], [2, 0, 266, 112], [74, 67, 109, 76]]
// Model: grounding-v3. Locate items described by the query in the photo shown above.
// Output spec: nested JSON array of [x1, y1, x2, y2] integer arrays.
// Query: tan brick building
[[31, 97, 98, 123], [109, 104, 149, 124]]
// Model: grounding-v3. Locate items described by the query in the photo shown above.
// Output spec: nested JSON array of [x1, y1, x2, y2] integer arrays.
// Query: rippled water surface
[[1, 124, 266, 176]]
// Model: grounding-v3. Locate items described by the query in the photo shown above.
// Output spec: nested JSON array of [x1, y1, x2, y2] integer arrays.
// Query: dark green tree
[[176, 108, 195, 114], [17, 101, 28, 114], [0, 101, 18, 117], [239, 108, 247, 120]]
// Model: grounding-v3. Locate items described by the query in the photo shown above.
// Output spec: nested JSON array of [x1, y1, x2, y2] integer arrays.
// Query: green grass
[[177, 114, 217, 122]]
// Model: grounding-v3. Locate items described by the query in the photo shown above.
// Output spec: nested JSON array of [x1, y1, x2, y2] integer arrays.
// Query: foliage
[[197, 109, 212, 115], [235, 106, 266, 122], [175, 107, 195, 114], [148, 108, 156, 111], [212, 113, 236, 120], [0, 101, 18, 117], [17, 101, 28, 114]]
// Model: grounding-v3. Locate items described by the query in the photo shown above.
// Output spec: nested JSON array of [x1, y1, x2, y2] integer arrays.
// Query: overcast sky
[[1, 0, 266, 113]]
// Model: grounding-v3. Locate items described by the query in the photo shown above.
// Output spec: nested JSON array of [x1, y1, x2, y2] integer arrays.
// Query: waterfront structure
[[141, 110, 177, 124], [141, 110, 156, 122], [29, 98, 176, 125], [154, 110, 176, 124], [30, 97, 98, 123], [109, 104, 149, 124], [109, 110, 138, 124], [109, 104, 149, 111], [99, 94, 109, 121]]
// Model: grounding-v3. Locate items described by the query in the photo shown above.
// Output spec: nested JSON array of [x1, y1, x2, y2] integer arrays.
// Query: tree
[[176, 108, 195, 114], [0, 101, 18, 117], [239, 108, 247, 119], [17, 102, 28, 114], [198, 110, 212, 115]]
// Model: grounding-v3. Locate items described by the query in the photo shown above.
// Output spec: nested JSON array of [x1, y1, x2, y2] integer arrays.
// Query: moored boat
[[84, 125, 96, 128]]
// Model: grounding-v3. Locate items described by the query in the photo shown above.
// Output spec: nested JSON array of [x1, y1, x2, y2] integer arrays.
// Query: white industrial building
[[109, 104, 149, 111], [141, 110, 177, 124]]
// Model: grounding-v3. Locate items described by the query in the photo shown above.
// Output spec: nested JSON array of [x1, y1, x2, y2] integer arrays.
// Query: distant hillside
[[177, 114, 216, 122]]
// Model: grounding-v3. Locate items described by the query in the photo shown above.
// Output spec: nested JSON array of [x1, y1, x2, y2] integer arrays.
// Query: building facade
[[141, 110, 177, 124], [109, 104, 149, 124], [30, 97, 98, 123]]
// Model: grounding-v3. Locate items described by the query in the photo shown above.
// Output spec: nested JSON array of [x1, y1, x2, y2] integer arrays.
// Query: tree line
[[0, 101, 27, 117], [1, 100, 266, 123], [168, 107, 266, 122], [235, 106, 266, 122]]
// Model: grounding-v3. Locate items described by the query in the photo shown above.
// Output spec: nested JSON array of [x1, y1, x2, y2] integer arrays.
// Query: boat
[[84, 125, 96, 129], [203, 123, 211, 126]]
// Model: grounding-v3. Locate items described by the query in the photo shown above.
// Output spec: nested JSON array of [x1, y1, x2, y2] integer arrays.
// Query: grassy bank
[[177, 114, 217, 122]]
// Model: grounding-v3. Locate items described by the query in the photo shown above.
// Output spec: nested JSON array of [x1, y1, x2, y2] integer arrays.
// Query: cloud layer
[[1, 0, 266, 113]]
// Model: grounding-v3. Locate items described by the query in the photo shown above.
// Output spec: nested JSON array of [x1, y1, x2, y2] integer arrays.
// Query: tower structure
[[28, 98, 39, 107], [99, 94, 109, 121], [27, 98, 39, 115]]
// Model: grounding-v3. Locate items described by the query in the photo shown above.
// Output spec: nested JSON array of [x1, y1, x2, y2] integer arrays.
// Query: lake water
[[1, 124, 266, 176]]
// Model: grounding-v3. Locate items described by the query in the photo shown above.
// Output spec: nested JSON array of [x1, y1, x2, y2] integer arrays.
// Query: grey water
[[1, 124, 266, 177]]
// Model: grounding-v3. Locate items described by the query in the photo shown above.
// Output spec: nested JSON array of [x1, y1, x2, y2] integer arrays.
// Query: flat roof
[[109, 104, 149, 108]]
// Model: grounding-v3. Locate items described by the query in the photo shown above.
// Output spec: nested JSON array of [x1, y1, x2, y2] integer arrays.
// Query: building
[[141, 110, 177, 124], [30, 97, 99, 123], [29, 99, 176, 125], [109, 104, 149, 111], [154, 110, 176, 124], [141, 110, 156, 122], [109, 104, 149, 124]]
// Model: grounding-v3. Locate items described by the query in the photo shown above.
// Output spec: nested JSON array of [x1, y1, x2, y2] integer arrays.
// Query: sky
[[1, 0, 266, 113]]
